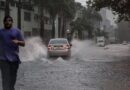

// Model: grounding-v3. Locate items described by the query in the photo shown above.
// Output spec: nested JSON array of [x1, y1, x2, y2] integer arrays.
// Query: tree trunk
[[52, 18, 55, 38], [5, 0, 10, 16], [58, 17, 61, 37], [60, 16, 64, 37], [40, 6, 44, 40], [17, 0, 21, 29], [78, 30, 82, 39], [88, 30, 93, 39], [62, 17, 66, 37]]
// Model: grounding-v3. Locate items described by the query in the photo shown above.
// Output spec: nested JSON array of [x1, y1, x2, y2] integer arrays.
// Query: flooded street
[[15, 57, 130, 90], [1, 37, 130, 90], [0, 0, 129, 89]]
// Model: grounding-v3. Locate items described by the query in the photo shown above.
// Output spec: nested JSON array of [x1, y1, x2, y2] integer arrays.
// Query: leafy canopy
[[87, 0, 130, 21]]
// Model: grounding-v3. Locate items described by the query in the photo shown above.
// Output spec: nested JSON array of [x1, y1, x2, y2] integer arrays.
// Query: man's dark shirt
[[0, 28, 24, 63]]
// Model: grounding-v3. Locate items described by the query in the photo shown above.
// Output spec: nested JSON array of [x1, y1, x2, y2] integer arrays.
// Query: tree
[[59, 0, 76, 37], [95, 28, 108, 38], [71, 18, 87, 39], [17, 0, 21, 29], [33, 0, 48, 39], [33, 0, 77, 38], [5, 0, 23, 29], [5, 0, 10, 16], [87, 0, 130, 21], [71, 7, 102, 39], [46, 0, 76, 38]]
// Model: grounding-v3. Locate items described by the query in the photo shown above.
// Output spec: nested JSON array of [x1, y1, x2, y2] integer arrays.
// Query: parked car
[[97, 40, 105, 47], [47, 38, 71, 57], [97, 36, 105, 47], [122, 41, 127, 45]]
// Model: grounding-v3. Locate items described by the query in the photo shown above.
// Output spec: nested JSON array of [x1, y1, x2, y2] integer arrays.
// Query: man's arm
[[13, 29, 25, 47], [12, 39, 25, 47]]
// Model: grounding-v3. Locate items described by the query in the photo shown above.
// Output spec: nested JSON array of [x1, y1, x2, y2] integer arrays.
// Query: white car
[[97, 36, 105, 47], [97, 40, 105, 47], [122, 41, 127, 45], [47, 38, 71, 57]]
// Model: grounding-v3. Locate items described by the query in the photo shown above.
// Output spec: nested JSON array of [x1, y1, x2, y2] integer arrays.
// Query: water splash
[[19, 37, 47, 62], [71, 39, 95, 58], [19, 38, 129, 62]]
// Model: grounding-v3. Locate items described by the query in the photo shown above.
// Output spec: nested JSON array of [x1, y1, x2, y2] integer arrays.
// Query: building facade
[[0, 0, 52, 39], [99, 8, 116, 43], [117, 21, 130, 43]]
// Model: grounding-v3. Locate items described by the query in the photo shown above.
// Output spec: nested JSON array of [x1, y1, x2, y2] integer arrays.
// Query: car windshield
[[49, 39, 68, 44], [98, 40, 104, 42]]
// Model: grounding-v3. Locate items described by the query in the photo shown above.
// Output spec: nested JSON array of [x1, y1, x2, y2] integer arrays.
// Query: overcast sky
[[75, 0, 87, 6]]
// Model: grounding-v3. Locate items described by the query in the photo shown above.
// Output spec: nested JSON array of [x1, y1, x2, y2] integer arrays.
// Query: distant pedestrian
[[0, 16, 25, 90]]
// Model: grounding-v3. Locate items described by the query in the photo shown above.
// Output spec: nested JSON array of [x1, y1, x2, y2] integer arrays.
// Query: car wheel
[[65, 53, 71, 60], [47, 54, 51, 59]]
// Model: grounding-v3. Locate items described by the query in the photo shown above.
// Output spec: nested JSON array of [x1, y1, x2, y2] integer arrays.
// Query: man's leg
[[0, 61, 11, 90], [10, 62, 19, 90]]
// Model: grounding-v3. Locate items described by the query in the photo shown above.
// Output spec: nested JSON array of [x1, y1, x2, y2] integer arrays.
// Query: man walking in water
[[0, 16, 25, 90]]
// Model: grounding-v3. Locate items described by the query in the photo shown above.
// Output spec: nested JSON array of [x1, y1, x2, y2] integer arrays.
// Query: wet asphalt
[[0, 43, 130, 90], [10, 56, 130, 90]]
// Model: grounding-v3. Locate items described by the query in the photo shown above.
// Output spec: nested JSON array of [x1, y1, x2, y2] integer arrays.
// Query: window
[[44, 17, 48, 24], [44, 9, 48, 14], [34, 14, 39, 22], [16, 2, 19, 7], [10, 1, 15, 7], [44, 17, 50, 24], [24, 12, 31, 21], [0, 1, 5, 7], [49, 19, 53, 24], [22, 0, 27, 2]]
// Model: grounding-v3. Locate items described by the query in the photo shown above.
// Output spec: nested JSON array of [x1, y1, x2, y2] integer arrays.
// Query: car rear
[[47, 38, 71, 57], [97, 40, 105, 47]]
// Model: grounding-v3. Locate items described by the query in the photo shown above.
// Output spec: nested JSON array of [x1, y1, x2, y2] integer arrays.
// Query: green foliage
[[95, 28, 108, 38], [45, 0, 76, 37], [32, 0, 77, 38], [87, 0, 130, 22], [70, 7, 102, 39], [33, 0, 76, 19]]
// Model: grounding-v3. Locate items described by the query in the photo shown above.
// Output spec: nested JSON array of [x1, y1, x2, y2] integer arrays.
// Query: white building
[[99, 8, 111, 31], [0, 0, 52, 39], [99, 8, 116, 43]]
